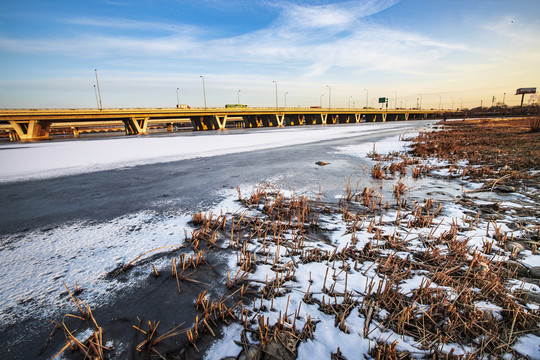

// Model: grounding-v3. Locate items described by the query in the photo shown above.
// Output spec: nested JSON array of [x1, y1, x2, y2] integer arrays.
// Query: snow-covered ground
[[198, 138, 540, 360]]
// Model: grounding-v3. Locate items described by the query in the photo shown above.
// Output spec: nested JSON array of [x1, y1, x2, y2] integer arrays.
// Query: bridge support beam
[[123, 117, 149, 135], [382, 113, 387, 122], [191, 116, 218, 131], [72, 127, 80, 138], [275, 114, 285, 127], [405, 113, 409, 121], [215, 115, 228, 130], [355, 114, 360, 123], [9, 120, 51, 141], [321, 114, 328, 125]]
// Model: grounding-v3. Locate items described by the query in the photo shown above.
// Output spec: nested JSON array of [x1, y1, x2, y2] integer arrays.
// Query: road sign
[[516, 88, 536, 95], [378, 97, 387, 104]]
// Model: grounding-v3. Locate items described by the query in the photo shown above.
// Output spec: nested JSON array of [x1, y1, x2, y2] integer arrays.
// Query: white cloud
[[277, 0, 399, 30], [0, 0, 463, 78]]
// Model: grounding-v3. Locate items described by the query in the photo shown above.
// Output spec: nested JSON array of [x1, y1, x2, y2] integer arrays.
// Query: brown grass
[[530, 116, 540, 132]]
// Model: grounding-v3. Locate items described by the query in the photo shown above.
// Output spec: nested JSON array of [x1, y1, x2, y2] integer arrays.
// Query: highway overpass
[[0, 107, 448, 141]]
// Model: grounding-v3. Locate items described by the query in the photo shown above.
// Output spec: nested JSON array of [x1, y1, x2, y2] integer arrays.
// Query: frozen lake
[[0, 121, 438, 358]]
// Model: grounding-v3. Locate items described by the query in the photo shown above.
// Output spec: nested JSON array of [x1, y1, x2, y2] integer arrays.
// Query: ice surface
[[0, 124, 412, 183], [0, 187, 246, 327]]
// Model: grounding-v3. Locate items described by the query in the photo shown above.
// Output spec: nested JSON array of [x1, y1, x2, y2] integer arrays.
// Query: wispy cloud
[[0, 0, 466, 80], [277, 0, 399, 30]]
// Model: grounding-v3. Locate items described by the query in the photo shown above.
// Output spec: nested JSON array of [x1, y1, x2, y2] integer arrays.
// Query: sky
[[0, 0, 539, 109]]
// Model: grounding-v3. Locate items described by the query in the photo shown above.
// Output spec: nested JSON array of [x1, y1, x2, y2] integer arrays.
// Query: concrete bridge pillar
[[123, 117, 149, 135], [191, 116, 218, 131], [9, 120, 51, 141], [72, 127, 80, 138], [382, 113, 387, 122], [321, 114, 328, 125], [215, 115, 228, 130], [275, 114, 285, 127]]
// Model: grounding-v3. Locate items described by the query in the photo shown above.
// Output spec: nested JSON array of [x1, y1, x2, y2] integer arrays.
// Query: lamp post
[[417, 93, 423, 110], [364, 89, 368, 108], [176, 88, 180, 108], [93, 85, 99, 109], [320, 94, 324, 107], [394, 91, 397, 109], [272, 81, 278, 108], [237, 89, 241, 104], [94, 69, 103, 110], [200, 75, 207, 109], [451, 97, 454, 110], [503, 92, 506, 106], [326, 85, 331, 109], [438, 95, 441, 110], [284, 92, 288, 108], [349, 96, 352, 108]]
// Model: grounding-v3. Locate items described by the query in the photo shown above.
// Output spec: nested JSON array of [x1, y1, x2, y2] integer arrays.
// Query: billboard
[[516, 88, 536, 95]]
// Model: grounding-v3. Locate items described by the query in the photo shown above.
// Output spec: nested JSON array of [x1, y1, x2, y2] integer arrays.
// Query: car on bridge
[[225, 104, 248, 108]]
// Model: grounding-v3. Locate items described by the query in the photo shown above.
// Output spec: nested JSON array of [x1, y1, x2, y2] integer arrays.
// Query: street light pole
[[349, 96, 352, 108], [417, 93, 423, 110], [93, 85, 99, 109], [326, 85, 331, 109], [364, 89, 368, 108], [438, 95, 441, 110], [94, 69, 103, 110], [176, 88, 180, 108], [394, 91, 397, 109], [503, 92, 506, 106], [284, 92, 288, 108], [237, 89, 241, 104], [200, 75, 207, 109], [320, 94, 324, 107]]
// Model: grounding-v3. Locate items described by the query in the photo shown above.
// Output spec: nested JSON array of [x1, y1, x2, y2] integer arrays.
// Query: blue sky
[[0, 0, 539, 109]]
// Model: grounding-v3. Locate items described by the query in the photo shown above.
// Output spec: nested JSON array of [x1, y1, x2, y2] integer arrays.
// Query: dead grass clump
[[371, 163, 384, 179], [530, 116, 540, 132], [409, 118, 540, 188]]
